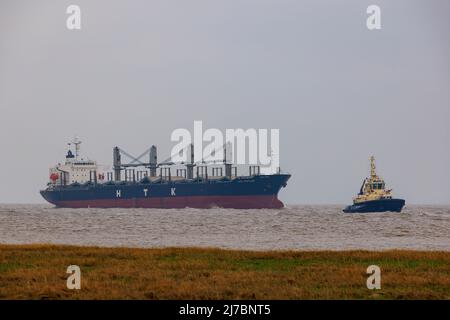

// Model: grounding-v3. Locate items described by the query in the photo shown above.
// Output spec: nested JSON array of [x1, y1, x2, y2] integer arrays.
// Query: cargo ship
[[343, 156, 405, 213], [40, 139, 290, 209]]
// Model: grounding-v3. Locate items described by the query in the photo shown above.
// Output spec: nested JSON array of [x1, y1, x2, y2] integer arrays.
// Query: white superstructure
[[48, 138, 103, 185]]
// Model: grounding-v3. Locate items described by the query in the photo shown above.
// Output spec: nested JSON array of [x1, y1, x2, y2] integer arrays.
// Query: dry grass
[[0, 244, 449, 299]]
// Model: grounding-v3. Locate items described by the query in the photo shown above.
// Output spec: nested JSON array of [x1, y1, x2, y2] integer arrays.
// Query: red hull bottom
[[51, 195, 285, 209]]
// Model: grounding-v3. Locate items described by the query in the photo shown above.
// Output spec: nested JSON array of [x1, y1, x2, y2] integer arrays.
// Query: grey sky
[[1, 0, 449, 204]]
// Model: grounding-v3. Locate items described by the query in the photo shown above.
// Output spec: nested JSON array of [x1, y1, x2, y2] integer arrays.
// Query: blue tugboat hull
[[343, 198, 405, 213]]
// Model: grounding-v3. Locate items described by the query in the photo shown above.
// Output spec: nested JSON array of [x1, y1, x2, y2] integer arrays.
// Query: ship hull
[[40, 174, 290, 209], [343, 198, 405, 213], [40, 194, 284, 209]]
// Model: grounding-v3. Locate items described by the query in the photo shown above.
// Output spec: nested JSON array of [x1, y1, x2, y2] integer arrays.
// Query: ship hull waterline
[[343, 198, 405, 213], [40, 194, 284, 209]]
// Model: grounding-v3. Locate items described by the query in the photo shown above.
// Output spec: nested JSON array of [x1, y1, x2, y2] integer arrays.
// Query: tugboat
[[343, 156, 405, 213]]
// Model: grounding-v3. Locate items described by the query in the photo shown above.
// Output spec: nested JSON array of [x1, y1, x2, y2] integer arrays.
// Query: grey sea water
[[0, 204, 449, 251]]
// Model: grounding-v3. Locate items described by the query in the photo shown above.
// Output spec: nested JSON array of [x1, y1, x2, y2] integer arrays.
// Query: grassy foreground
[[0, 245, 449, 299]]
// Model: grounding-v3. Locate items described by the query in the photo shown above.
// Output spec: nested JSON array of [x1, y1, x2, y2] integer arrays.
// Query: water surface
[[0, 204, 449, 250]]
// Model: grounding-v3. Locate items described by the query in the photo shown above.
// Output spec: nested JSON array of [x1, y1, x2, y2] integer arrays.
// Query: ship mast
[[370, 155, 376, 178], [72, 137, 82, 160]]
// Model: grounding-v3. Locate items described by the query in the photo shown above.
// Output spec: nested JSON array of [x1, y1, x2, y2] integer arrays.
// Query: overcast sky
[[1, 0, 449, 204]]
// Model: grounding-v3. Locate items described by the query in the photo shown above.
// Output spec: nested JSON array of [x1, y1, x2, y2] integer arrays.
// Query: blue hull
[[343, 198, 405, 213], [40, 174, 291, 209]]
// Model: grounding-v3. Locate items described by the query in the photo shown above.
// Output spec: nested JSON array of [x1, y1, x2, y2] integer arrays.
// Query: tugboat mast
[[370, 155, 377, 178]]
